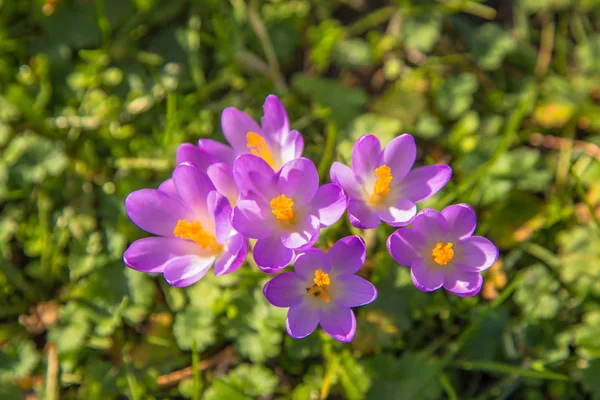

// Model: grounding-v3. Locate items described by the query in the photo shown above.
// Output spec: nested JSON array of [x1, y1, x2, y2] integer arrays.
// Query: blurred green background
[[1, 0, 600, 399]]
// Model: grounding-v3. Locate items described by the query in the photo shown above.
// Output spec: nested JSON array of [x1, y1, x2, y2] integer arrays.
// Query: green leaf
[[0, 340, 40, 383], [582, 359, 600, 399], [333, 39, 375, 68], [434, 73, 478, 120], [471, 23, 516, 70], [338, 351, 371, 400], [173, 307, 216, 351], [402, 16, 441, 52]]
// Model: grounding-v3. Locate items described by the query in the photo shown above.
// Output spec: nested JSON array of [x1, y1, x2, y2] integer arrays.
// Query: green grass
[[1, 0, 600, 399]]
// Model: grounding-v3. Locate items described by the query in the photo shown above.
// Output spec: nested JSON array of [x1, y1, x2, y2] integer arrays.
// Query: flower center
[[247, 132, 275, 168], [270, 194, 295, 221], [431, 242, 454, 265], [306, 269, 330, 303], [369, 165, 393, 204], [173, 220, 221, 253]]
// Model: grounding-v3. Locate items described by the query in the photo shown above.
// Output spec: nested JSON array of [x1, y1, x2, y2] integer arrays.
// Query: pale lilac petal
[[294, 248, 331, 280], [123, 237, 201, 273], [411, 209, 449, 238], [207, 163, 239, 206], [286, 300, 320, 339], [328, 236, 365, 276], [176, 143, 213, 172], [386, 229, 426, 267], [158, 179, 177, 197], [221, 107, 262, 153], [410, 258, 443, 292], [172, 164, 215, 221], [352, 134, 382, 184], [456, 236, 498, 272], [261, 94, 289, 140], [125, 189, 194, 237], [231, 200, 276, 239], [442, 203, 477, 240], [399, 164, 452, 203], [213, 233, 247, 276], [207, 191, 232, 244], [198, 139, 235, 165], [376, 198, 417, 227], [253, 237, 295, 273], [334, 275, 377, 308], [443, 269, 483, 297], [348, 199, 380, 229], [320, 305, 356, 342], [281, 214, 320, 249], [330, 162, 362, 199], [382, 134, 416, 181], [263, 272, 305, 307], [233, 154, 278, 203], [163, 255, 215, 287], [281, 129, 304, 162], [277, 157, 318, 206], [310, 184, 347, 228], [294, 232, 320, 253]]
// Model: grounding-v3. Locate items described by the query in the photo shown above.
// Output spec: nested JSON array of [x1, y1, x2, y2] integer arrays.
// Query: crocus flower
[[263, 236, 377, 342], [330, 134, 452, 229], [231, 154, 346, 273], [386, 204, 499, 297], [208, 94, 303, 171], [123, 164, 247, 287]]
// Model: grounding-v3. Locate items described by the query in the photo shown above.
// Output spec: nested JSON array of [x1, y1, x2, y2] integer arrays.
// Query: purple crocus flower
[[231, 154, 347, 273], [330, 134, 452, 229], [123, 164, 247, 287], [386, 204, 499, 297], [183, 94, 302, 172], [263, 236, 377, 342]]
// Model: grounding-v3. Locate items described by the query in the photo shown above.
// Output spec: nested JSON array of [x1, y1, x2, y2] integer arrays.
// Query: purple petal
[[280, 129, 304, 164], [163, 255, 215, 287], [294, 248, 331, 280], [176, 143, 213, 172], [231, 200, 276, 239], [286, 300, 320, 339], [207, 191, 232, 244], [213, 233, 247, 276], [261, 95, 289, 140], [172, 164, 215, 222], [442, 203, 477, 240], [281, 214, 320, 249], [456, 236, 498, 272], [233, 154, 278, 202], [443, 269, 483, 297], [263, 272, 305, 307], [330, 162, 362, 199], [253, 236, 295, 273], [410, 258, 443, 292], [386, 229, 426, 267], [334, 275, 377, 307], [328, 236, 366, 276], [352, 134, 382, 184], [277, 157, 318, 207], [221, 107, 262, 153], [207, 163, 239, 206], [320, 304, 356, 342], [310, 183, 347, 228], [399, 164, 452, 203], [411, 209, 449, 238], [198, 139, 235, 165], [348, 199, 380, 229], [382, 134, 416, 181], [123, 237, 201, 273], [125, 189, 194, 237], [158, 179, 177, 197], [375, 198, 417, 227]]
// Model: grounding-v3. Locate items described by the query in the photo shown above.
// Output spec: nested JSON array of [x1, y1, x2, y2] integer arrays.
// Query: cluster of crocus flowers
[[124, 94, 499, 342]]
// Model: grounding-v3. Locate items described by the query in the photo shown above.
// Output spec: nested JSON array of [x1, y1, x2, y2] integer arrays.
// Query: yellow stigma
[[270, 194, 295, 221], [369, 165, 393, 204], [173, 220, 221, 252], [306, 269, 331, 302], [247, 132, 275, 168], [431, 242, 454, 266]]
